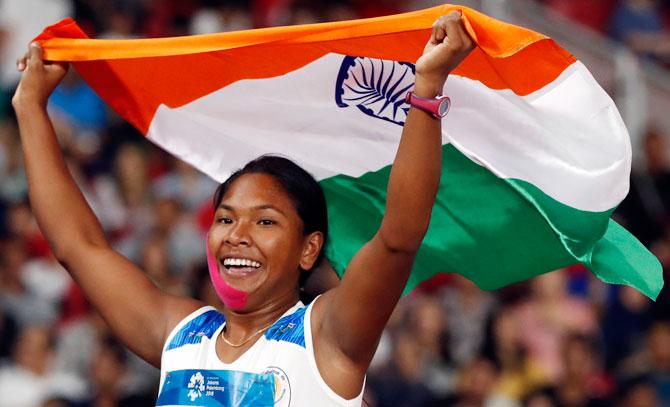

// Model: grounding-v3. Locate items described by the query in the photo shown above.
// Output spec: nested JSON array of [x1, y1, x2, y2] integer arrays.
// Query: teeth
[[223, 258, 261, 268]]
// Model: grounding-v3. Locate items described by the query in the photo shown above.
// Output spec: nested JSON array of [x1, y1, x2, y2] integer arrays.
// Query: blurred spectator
[[482, 307, 548, 403], [441, 275, 496, 365], [618, 320, 670, 404], [47, 70, 108, 163], [153, 158, 218, 212], [644, 320, 670, 403], [0, 0, 73, 115], [140, 233, 189, 296], [101, 142, 155, 260], [617, 128, 670, 246], [140, 0, 198, 38], [552, 334, 611, 406], [369, 329, 436, 406], [515, 270, 598, 381], [0, 117, 28, 205], [602, 286, 653, 370], [411, 295, 457, 398], [99, 6, 139, 39], [609, 0, 670, 61], [368, 295, 455, 406], [523, 386, 558, 407], [152, 196, 204, 274], [0, 326, 59, 407], [52, 311, 109, 394], [451, 356, 516, 406], [543, 0, 616, 32], [0, 308, 17, 360], [0, 238, 58, 327], [615, 375, 659, 407], [190, 1, 252, 34], [48, 69, 107, 133], [85, 336, 156, 406], [190, 262, 223, 306]]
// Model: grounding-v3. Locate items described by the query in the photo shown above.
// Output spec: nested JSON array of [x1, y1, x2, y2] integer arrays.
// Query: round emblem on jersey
[[263, 366, 291, 407]]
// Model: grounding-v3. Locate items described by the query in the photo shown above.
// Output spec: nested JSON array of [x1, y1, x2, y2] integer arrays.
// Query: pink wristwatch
[[405, 91, 451, 119]]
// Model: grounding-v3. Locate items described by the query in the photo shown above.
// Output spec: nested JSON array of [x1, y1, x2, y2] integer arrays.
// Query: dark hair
[[212, 155, 329, 271]]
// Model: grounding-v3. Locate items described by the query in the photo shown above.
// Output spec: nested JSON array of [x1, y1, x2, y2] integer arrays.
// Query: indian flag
[[35, 5, 663, 299]]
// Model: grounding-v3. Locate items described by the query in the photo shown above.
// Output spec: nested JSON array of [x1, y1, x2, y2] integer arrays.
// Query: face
[[208, 173, 322, 310]]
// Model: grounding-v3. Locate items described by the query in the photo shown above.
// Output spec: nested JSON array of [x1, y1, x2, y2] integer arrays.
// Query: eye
[[217, 217, 233, 224], [258, 219, 276, 226]]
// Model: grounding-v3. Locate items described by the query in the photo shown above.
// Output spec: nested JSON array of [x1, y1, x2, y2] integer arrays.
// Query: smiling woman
[[11, 11, 473, 407], [209, 164, 324, 307]]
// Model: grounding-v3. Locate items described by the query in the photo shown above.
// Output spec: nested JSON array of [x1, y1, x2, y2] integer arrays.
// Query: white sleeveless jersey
[[157, 300, 364, 406]]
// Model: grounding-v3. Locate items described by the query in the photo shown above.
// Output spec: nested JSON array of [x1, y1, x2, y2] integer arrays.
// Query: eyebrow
[[218, 203, 286, 216]]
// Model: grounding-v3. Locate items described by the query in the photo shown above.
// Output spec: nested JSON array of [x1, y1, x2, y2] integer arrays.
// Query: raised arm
[[12, 44, 202, 366], [313, 12, 474, 396]]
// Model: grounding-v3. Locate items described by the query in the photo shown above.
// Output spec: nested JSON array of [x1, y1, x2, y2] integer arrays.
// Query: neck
[[222, 287, 299, 342]]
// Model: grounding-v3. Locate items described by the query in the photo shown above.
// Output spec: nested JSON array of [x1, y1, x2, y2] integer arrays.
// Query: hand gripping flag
[[35, 5, 663, 299]]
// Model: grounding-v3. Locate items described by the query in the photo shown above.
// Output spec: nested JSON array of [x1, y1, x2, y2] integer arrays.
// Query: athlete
[[12, 11, 473, 406]]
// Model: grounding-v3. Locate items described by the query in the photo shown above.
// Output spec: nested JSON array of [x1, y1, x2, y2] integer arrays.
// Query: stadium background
[[0, 0, 669, 406]]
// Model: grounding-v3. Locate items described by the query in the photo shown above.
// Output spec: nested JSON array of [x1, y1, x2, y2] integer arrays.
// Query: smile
[[223, 258, 261, 268], [221, 257, 263, 276]]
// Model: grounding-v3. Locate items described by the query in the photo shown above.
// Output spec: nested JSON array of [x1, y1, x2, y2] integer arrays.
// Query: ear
[[299, 231, 324, 271]]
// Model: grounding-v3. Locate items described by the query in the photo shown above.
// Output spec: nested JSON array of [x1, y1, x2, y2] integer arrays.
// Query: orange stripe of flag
[[35, 5, 575, 134]]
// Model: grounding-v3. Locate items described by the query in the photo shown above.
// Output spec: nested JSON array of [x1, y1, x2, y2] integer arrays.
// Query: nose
[[225, 221, 251, 247]]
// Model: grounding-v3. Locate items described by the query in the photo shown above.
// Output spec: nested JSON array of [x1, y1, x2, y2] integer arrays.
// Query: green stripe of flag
[[321, 144, 662, 299]]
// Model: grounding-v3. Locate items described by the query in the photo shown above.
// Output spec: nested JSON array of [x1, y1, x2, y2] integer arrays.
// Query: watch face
[[438, 98, 451, 117]]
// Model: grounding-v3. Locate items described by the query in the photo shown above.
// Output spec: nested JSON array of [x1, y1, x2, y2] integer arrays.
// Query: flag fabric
[[35, 5, 663, 299]]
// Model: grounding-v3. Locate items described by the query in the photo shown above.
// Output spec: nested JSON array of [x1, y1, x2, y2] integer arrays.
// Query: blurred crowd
[[541, 0, 670, 65], [0, 0, 670, 406]]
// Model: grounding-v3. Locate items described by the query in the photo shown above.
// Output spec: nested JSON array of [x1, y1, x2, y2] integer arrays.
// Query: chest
[[159, 336, 310, 406]]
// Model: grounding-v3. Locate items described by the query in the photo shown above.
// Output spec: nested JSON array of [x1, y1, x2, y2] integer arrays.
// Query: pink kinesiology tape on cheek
[[206, 240, 247, 310]]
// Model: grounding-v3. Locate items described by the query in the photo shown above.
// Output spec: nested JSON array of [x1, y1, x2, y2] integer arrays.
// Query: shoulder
[[163, 305, 225, 352], [303, 293, 367, 399]]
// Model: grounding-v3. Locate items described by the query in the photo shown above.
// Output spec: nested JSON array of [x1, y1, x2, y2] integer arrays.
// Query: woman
[[12, 11, 473, 406]]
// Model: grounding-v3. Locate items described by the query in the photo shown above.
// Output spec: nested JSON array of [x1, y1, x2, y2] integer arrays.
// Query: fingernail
[[17, 62, 24, 70]]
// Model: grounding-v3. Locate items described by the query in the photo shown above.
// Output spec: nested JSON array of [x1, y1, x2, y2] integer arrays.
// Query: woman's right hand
[[12, 42, 68, 109], [414, 11, 474, 97]]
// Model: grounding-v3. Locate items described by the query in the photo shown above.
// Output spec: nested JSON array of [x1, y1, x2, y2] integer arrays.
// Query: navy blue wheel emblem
[[335, 56, 416, 126]]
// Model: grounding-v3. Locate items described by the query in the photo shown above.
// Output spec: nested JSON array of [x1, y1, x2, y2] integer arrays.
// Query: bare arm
[[313, 12, 474, 396], [12, 44, 202, 366]]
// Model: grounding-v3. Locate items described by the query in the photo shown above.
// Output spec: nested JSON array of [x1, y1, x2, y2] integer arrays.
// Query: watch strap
[[405, 91, 451, 119]]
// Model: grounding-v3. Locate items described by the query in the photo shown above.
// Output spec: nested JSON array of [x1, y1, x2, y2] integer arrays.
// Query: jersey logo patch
[[187, 372, 206, 401], [157, 369, 275, 406]]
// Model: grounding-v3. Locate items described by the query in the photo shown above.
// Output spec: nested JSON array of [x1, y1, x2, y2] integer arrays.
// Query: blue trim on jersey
[[156, 369, 275, 406], [166, 310, 226, 351], [264, 306, 306, 348]]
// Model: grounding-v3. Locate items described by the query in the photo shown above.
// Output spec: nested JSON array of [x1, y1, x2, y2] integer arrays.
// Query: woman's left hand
[[414, 11, 475, 97], [12, 42, 68, 110]]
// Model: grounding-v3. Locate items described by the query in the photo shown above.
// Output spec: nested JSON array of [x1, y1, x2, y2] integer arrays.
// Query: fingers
[[431, 11, 473, 54], [16, 55, 27, 71], [431, 17, 447, 45], [16, 42, 44, 72], [28, 42, 45, 67], [415, 10, 475, 89]]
